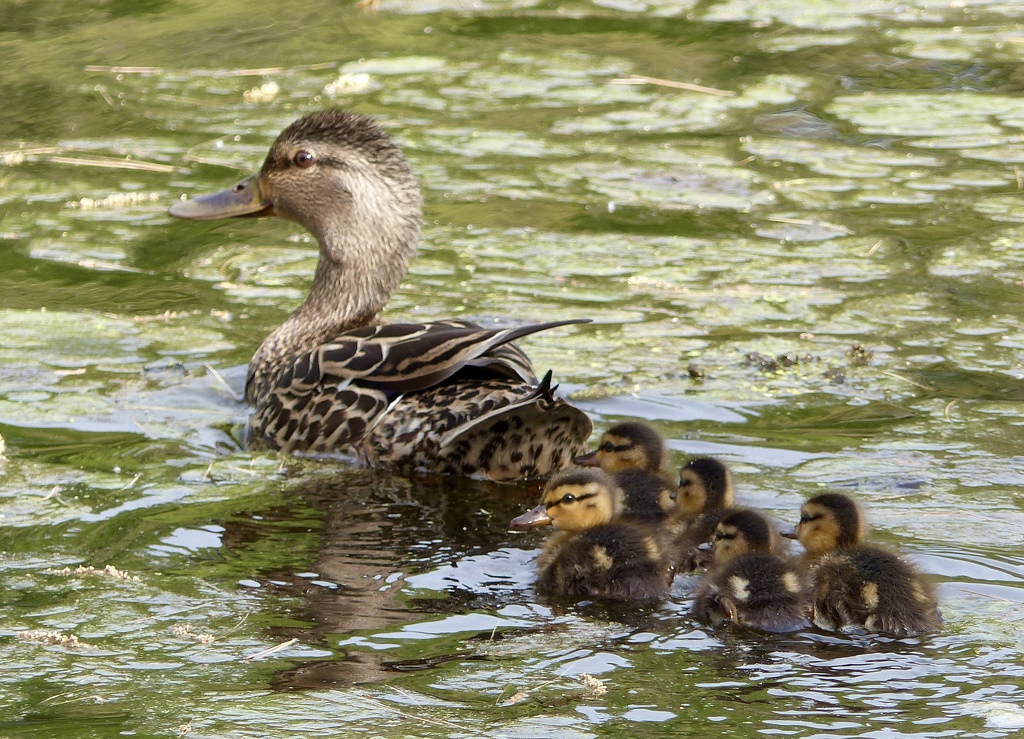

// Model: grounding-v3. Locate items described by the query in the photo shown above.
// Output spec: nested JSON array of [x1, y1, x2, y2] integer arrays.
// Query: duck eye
[[560, 494, 576, 504], [293, 150, 315, 168], [601, 442, 615, 452]]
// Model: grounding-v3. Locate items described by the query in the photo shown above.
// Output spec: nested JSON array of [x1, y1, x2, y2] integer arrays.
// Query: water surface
[[2, 0, 1024, 736]]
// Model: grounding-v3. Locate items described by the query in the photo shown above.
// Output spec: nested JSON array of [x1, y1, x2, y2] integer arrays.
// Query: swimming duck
[[783, 493, 941, 637], [510, 468, 673, 601], [693, 508, 809, 632], [671, 456, 735, 572], [169, 110, 591, 480], [574, 421, 675, 522]]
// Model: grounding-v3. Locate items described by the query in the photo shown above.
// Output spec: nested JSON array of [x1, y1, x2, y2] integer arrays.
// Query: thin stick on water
[[205, 363, 244, 402], [610, 74, 735, 96], [879, 370, 932, 391], [85, 65, 163, 74], [48, 155, 176, 173], [860, 239, 883, 257], [246, 638, 298, 661]]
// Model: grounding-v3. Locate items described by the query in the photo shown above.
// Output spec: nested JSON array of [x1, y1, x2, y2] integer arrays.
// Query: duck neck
[[246, 214, 418, 402]]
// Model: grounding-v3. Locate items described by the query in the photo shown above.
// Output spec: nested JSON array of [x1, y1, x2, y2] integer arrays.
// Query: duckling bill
[[511, 468, 673, 602], [169, 110, 592, 480]]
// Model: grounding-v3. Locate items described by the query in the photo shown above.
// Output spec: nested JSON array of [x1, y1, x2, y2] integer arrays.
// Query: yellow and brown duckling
[[574, 421, 675, 522], [784, 493, 941, 637], [693, 509, 809, 632], [574, 421, 667, 474], [672, 456, 736, 572], [169, 110, 591, 480], [510, 468, 673, 602]]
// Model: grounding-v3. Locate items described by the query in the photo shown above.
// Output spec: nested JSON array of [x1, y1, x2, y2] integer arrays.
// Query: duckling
[[671, 456, 735, 572], [783, 493, 941, 637], [510, 468, 673, 601], [574, 421, 675, 522], [168, 110, 592, 480], [693, 509, 809, 632]]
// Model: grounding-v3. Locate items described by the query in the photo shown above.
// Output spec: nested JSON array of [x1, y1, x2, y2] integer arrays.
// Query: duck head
[[169, 110, 424, 397], [706, 508, 774, 566], [510, 468, 624, 533], [676, 457, 733, 518], [573, 421, 666, 474], [782, 492, 863, 557]]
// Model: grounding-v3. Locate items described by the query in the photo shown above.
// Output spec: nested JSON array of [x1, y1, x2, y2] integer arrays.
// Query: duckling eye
[[601, 442, 615, 452], [800, 513, 818, 524], [560, 494, 576, 504], [293, 150, 315, 168]]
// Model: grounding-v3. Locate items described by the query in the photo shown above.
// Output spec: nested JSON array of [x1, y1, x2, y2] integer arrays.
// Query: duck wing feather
[[247, 318, 589, 455]]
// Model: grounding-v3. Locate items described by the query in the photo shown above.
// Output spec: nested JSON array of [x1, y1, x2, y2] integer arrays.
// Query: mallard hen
[[169, 110, 592, 480]]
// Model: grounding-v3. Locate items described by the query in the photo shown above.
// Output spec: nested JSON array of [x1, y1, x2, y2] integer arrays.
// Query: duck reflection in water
[[217, 469, 546, 688]]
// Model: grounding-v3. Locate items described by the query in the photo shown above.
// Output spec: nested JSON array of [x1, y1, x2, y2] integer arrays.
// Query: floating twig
[[85, 65, 163, 74], [860, 239, 883, 257], [94, 85, 117, 109], [611, 74, 735, 96], [246, 638, 298, 661], [879, 370, 932, 391], [766, 215, 853, 234], [48, 155, 175, 173], [205, 363, 243, 402]]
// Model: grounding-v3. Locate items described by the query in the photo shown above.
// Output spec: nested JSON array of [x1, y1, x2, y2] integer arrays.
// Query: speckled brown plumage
[[170, 110, 592, 479]]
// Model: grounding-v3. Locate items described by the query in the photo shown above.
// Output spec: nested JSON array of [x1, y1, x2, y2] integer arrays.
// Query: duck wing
[[247, 318, 588, 456], [250, 318, 585, 400]]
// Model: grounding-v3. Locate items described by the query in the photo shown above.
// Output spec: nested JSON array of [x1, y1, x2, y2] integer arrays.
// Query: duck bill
[[510, 504, 552, 528], [719, 597, 741, 625], [168, 174, 272, 221], [573, 450, 599, 467], [780, 527, 798, 540]]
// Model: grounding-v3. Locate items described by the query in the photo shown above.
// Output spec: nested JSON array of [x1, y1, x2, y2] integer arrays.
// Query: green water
[[2, 0, 1024, 736]]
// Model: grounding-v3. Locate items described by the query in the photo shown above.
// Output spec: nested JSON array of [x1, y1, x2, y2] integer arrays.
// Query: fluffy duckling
[[693, 509, 809, 632], [671, 456, 735, 572], [510, 468, 673, 601], [784, 493, 941, 637]]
